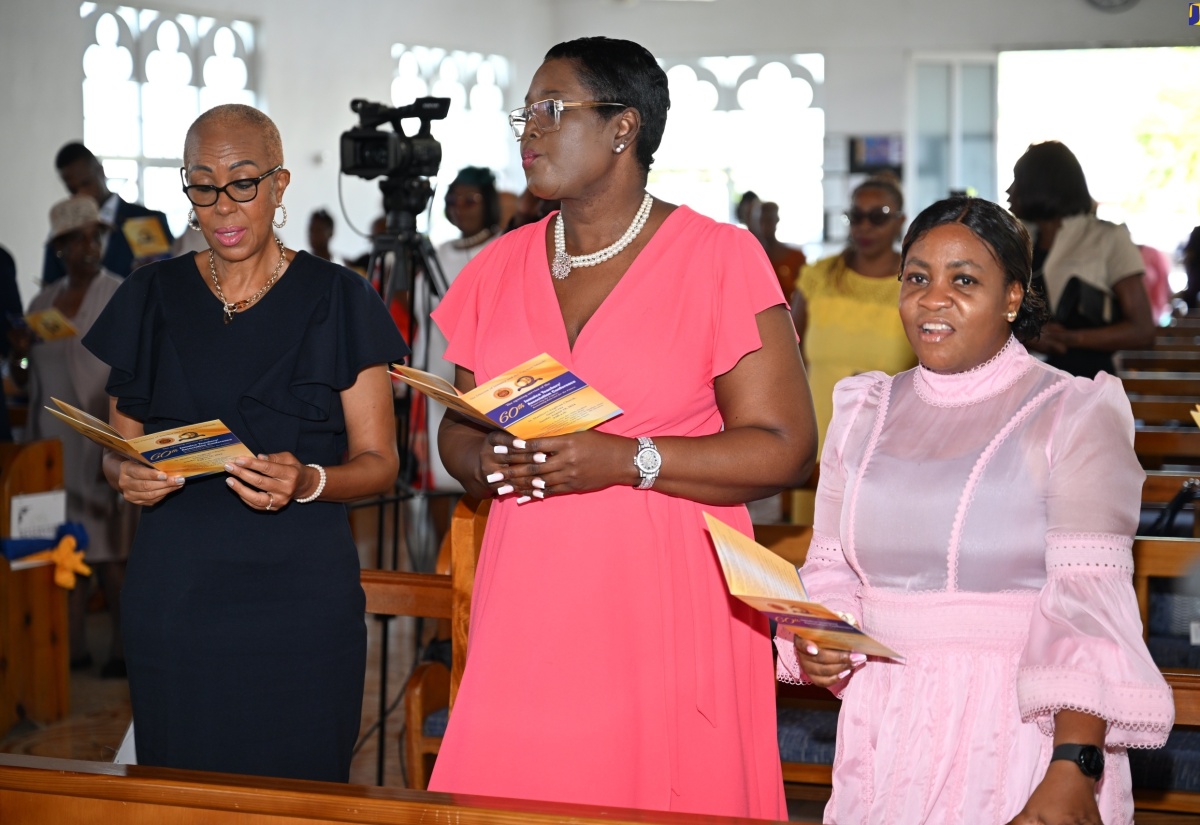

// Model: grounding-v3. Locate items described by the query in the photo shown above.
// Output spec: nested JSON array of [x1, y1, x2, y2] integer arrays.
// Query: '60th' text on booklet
[[390, 352, 622, 439], [704, 513, 904, 661], [45, 397, 256, 479]]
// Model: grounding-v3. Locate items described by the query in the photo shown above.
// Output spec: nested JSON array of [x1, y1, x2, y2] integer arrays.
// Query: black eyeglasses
[[180, 165, 283, 207], [843, 205, 897, 227]]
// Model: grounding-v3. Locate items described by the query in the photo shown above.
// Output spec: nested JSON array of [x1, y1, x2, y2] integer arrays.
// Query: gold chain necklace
[[208, 236, 287, 324]]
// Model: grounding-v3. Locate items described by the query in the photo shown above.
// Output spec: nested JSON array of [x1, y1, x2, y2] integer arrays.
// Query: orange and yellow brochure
[[390, 352, 622, 439], [26, 308, 78, 341], [45, 397, 255, 479], [704, 513, 903, 661]]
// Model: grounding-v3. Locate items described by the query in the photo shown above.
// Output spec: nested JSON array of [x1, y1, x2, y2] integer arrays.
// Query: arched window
[[653, 54, 826, 249], [80, 3, 258, 237]]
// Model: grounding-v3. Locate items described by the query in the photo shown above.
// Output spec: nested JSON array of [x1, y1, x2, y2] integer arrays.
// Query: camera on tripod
[[340, 97, 450, 181]]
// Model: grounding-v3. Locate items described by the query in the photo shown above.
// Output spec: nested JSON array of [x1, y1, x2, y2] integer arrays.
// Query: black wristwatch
[[1051, 744, 1104, 779]]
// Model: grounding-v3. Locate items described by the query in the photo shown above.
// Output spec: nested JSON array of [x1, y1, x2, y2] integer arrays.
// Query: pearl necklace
[[552, 193, 654, 280], [209, 236, 287, 324], [451, 226, 496, 250]]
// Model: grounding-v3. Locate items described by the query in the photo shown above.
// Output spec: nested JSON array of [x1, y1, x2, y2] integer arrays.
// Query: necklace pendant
[[223, 305, 235, 324], [551, 251, 572, 280]]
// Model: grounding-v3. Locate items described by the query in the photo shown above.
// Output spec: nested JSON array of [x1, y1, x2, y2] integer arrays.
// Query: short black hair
[[854, 173, 904, 212], [543, 37, 670, 176], [901, 196, 1049, 343], [310, 208, 334, 230], [1009, 141, 1093, 222], [445, 166, 501, 228], [55, 142, 97, 170]]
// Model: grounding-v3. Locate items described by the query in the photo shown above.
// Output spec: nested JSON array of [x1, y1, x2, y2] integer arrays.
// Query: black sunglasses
[[844, 206, 897, 227]]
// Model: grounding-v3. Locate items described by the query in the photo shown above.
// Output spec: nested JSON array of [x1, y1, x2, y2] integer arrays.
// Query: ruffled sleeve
[[710, 223, 791, 380], [776, 373, 881, 689], [81, 263, 164, 421], [1017, 373, 1173, 747]]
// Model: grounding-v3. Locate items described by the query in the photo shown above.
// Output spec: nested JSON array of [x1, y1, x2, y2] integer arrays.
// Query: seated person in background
[[757, 201, 806, 304], [0, 246, 22, 442], [1007, 140, 1154, 377], [780, 195, 1172, 825], [42, 142, 173, 283], [1175, 226, 1200, 312], [308, 208, 335, 261], [14, 196, 128, 676], [793, 174, 916, 451]]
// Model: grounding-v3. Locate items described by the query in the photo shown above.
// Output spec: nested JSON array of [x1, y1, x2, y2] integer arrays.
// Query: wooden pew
[[1135, 428, 1200, 470], [0, 753, 802, 825], [1121, 372, 1200, 399], [0, 440, 67, 738], [1130, 397, 1200, 427], [1120, 351, 1200, 373], [1130, 537, 1200, 814]]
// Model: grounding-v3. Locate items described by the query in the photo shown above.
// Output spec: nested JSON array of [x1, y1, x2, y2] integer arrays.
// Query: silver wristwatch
[[634, 436, 662, 490]]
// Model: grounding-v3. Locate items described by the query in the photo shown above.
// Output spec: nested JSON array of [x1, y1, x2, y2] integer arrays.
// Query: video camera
[[340, 97, 450, 181]]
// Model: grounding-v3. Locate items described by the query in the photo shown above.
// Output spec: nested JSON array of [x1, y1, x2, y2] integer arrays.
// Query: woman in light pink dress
[[427, 37, 817, 817], [778, 196, 1173, 825]]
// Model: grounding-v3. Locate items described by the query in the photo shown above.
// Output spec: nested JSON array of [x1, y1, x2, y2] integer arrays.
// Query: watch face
[[636, 448, 662, 474], [1078, 746, 1105, 778]]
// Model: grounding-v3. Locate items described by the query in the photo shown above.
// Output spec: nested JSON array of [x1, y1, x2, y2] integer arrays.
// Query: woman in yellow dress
[[793, 176, 917, 449]]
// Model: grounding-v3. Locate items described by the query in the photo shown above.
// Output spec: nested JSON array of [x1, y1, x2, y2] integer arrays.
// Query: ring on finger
[[266, 493, 275, 511]]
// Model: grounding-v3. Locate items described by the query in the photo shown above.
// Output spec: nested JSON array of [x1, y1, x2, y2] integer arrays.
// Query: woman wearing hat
[[15, 194, 128, 676]]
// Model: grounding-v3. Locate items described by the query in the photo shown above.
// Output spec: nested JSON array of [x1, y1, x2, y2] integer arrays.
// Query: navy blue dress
[[83, 251, 408, 781]]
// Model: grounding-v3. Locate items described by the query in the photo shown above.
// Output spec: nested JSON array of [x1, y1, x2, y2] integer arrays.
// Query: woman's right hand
[[478, 430, 534, 499], [794, 638, 865, 688], [116, 459, 184, 506]]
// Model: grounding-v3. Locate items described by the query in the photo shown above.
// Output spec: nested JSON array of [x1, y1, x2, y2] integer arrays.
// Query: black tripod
[[356, 174, 454, 785]]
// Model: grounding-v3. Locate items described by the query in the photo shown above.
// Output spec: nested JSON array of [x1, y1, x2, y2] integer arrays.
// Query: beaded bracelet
[[295, 463, 326, 504]]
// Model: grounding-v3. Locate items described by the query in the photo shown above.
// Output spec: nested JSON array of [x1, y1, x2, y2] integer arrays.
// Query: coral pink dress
[[777, 337, 1174, 824], [428, 207, 789, 819]]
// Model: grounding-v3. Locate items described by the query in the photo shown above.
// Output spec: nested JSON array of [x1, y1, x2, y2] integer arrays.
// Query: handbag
[[1054, 275, 1118, 329]]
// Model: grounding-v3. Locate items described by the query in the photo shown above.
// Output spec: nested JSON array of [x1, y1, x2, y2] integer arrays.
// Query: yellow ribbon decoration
[[21, 534, 92, 589]]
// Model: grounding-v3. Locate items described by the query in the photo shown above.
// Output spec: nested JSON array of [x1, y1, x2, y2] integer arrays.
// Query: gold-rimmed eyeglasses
[[180, 165, 283, 207], [508, 99, 627, 139]]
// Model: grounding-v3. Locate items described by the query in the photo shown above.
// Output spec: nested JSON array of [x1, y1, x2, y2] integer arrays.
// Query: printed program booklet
[[25, 308, 78, 341], [704, 512, 903, 660], [121, 216, 172, 259], [45, 397, 255, 479], [390, 352, 622, 439]]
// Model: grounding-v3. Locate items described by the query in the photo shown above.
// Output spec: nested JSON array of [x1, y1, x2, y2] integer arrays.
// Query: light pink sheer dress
[[776, 337, 1173, 824]]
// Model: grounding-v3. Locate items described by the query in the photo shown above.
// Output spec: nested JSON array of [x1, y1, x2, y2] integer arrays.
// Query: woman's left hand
[[500, 431, 635, 498], [1005, 762, 1101, 825], [224, 451, 314, 512]]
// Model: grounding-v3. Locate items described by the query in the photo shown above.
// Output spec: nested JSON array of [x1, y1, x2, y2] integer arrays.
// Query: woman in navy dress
[[84, 104, 407, 781]]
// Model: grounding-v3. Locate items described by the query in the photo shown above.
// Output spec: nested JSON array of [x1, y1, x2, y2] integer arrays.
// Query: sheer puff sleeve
[[776, 373, 883, 691], [1017, 373, 1173, 747]]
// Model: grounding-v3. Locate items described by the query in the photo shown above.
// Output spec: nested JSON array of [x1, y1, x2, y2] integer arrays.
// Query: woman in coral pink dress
[[427, 37, 817, 817], [779, 196, 1173, 825]]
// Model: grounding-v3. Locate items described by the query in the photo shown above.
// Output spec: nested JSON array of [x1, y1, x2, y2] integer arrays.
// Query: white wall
[[0, 0, 1191, 302]]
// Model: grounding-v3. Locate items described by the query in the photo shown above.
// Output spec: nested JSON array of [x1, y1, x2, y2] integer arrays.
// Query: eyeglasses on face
[[508, 98, 627, 139], [843, 205, 897, 227], [180, 165, 283, 207]]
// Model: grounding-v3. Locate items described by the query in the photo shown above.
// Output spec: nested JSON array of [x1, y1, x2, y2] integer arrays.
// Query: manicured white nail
[[533, 452, 547, 463], [486, 472, 504, 483], [837, 669, 851, 680], [175, 477, 185, 485], [496, 484, 514, 495], [805, 643, 818, 656], [512, 439, 527, 449], [493, 445, 508, 455], [516, 495, 532, 504], [225, 478, 234, 487], [532, 490, 545, 499], [532, 478, 546, 489]]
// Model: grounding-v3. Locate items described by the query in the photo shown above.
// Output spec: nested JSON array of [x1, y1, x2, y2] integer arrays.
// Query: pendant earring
[[188, 209, 201, 231], [273, 203, 287, 229]]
